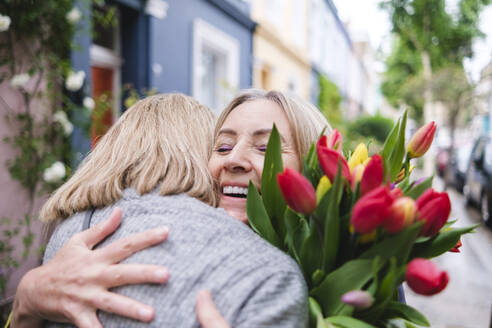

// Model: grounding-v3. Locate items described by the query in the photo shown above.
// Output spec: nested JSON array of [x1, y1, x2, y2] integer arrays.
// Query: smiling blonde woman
[[13, 93, 308, 328]]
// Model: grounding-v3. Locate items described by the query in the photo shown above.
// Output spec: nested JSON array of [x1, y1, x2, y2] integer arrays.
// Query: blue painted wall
[[148, 0, 254, 94]]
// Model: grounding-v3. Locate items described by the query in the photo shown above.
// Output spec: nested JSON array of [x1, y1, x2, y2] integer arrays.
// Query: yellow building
[[250, 0, 311, 99]]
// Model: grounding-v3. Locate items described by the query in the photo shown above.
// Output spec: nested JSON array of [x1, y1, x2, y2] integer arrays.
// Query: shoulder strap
[[82, 208, 96, 230]]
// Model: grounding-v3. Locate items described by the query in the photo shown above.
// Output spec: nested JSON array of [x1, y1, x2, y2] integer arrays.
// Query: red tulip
[[449, 239, 462, 253], [317, 145, 351, 184], [351, 186, 395, 234], [277, 168, 317, 214], [383, 196, 417, 234], [405, 258, 449, 295], [407, 122, 436, 158], [322, 129, 343, 153], [360, 155, 384, 196], [416, 189, 451, 236]]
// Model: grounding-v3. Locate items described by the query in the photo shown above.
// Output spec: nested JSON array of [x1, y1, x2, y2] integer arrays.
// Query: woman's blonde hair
[[215, 89, 331, 162], [40, 93, 217, 222]]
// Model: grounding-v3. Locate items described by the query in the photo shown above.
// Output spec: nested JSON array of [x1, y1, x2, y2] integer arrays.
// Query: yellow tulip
[[351, 164, 365, 189], [348, 143, 368, 171], [316, 176, 332, 202]]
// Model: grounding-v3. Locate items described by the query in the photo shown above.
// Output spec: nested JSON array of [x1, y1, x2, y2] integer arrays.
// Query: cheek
[[283, 154, 301, 172], [208, 155, 222, 180]]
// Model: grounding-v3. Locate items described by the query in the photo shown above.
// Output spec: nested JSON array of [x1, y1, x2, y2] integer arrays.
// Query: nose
[[224, 145, 252, 173]]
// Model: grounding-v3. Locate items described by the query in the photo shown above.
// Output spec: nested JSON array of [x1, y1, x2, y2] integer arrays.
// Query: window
[[192, 19, 239, 114], [261, 65, 272, 91], [287, 74, 299, 95], [90, 4, 122, 146]]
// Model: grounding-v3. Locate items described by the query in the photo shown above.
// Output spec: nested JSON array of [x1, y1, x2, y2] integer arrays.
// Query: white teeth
[[223, 186, 248, 195]]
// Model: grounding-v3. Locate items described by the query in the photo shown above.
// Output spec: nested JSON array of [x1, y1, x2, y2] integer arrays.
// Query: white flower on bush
[[66, 7, 82, 24], [10, 73, 30, 89], [43, 161, 66, 183], [0, 14, 11, 32], [53, 111, 74, 135], [83, 97, 95, 112], [65, 70, 85, 92]]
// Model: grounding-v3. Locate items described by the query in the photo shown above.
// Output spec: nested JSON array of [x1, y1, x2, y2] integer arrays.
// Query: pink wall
[[0, 77, 48, 302]]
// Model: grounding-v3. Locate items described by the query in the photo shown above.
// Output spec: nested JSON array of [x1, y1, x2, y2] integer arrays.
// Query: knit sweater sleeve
[[223, 265, 309, 328]]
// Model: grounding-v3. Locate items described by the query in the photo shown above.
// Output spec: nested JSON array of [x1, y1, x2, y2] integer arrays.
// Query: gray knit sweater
[[43, 190, 308, 327]]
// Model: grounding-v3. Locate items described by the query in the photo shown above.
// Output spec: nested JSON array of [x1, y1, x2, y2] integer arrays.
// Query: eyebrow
[[217, 128, 286, 143]]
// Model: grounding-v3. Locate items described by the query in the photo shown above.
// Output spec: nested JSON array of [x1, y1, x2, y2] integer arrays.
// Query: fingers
[[79, 207, 123, 249], [72, 312, 103, 328], [196, 289, 230, 328], [97, 227, 169, 263], [102, 264, 170, 288], [91, 291, 155, 323]]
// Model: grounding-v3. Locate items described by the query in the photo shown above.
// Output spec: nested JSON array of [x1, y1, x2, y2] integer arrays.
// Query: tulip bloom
[[416, 189, 451, 236], [341, 290, 374, 309], [278, 168, 317, 214], [449, 239, 462, 253], [407, 122, 436, 158], [351, 186, 395, 234], [360, 155, 384, 196], [317, 144, 352, 184], [324, 129, 343, 153], [405, 258, 449, 295], [316, 175, 332, 202], [351, 164, 365, 190], [395, 165, 414, 183], [348, 143, 368, 171], [383, 197, 417, 234]]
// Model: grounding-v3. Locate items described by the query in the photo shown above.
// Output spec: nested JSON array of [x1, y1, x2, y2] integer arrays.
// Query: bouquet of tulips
[[246, 112, 476, 328]]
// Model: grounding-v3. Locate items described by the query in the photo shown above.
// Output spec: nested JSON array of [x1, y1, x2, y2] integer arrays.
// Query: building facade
[[0, 0, 256, 302], [309, 0, 371, 118], [250, 0, 311, 99]]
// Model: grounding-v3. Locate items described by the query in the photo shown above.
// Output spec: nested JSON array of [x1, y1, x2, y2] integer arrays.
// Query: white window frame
[[192, 19, 239, 113]]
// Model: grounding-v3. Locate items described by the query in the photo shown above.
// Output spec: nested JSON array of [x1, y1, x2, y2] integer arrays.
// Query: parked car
[[463, 136, 492, 227], [445, 144, 473, 192]]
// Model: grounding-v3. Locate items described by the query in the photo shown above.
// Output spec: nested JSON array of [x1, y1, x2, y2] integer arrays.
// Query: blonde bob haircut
[[41, 93, 217, 223], [215, 89, 331, 162]]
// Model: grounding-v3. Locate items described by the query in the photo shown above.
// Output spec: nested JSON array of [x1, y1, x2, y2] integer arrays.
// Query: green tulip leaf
[[300, 223, 323, 284], [310, 258, 375, 315], [322, 165, 343, 272], [359, 223, 422, 265], [384, 301, 430, 327], [381, 117, 400, 162], [325, 316, 378, 328], [404, 176, 433, 200], [260, 124, 286, 240], [310, 297, 330, 328], [312, 269, 326, 287], [246, 181, 282, 249], [410, 224, 478, 259], [303, 142, 322, 186], [284, 208, 306, 263], [388, 110, 407, 181]]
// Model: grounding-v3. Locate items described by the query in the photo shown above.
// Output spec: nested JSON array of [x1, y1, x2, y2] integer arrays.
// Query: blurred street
[[404, 177, 492, 328]]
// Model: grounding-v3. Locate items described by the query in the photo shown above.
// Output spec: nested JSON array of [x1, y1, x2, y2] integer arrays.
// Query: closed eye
[[216, 145, 233, 153]]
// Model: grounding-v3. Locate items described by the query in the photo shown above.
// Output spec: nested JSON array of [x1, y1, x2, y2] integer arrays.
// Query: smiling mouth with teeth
[[222, 186, 248, 198]]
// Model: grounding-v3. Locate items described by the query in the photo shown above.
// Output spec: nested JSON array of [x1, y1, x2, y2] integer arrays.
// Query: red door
[[91, 66, 114, 147]]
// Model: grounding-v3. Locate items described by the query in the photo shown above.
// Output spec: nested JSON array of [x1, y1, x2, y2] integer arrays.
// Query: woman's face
[[208, 99, 301, 224]]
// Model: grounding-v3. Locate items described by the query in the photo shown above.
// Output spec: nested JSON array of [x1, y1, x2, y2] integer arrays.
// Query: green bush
[[343, 115, 394, 154], [318, 74, 342, 128], [347, 115, 394, 144]]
